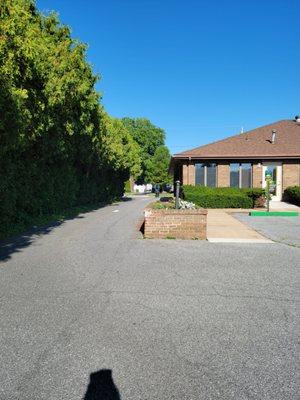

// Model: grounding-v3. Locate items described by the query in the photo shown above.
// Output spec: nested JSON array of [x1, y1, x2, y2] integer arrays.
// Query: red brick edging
[[144, 208, 207, 239]]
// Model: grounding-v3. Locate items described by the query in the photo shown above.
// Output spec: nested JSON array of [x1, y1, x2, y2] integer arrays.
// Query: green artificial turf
[[249, 211, 299, 217]]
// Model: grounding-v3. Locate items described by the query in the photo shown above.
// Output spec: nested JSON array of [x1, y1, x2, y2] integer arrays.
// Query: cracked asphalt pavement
[[0, 196, 299, 399]]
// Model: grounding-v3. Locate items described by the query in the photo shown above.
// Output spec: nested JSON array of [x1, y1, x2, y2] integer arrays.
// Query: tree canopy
[[121, 117, 169, 184], [150, 146, 172, 185]]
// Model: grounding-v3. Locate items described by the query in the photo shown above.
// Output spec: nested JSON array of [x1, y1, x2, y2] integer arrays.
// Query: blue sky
[[37, 0, 300, 154]]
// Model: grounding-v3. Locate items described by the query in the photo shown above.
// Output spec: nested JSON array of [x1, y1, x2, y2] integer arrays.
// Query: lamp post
[[175, 180, 180, 209]]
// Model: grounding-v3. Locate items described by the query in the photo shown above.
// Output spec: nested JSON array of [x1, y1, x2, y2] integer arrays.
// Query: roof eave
[[172, 155, 300, 160]]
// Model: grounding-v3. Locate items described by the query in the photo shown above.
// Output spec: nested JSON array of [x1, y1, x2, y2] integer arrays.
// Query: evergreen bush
[[283, 186, 300, 206]]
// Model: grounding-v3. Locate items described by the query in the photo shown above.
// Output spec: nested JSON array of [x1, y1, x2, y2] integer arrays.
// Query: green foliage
[[99, 113, 141, 178], [283, 186, 300, 206], [240, 188, 266, 207], [0, 0, 141, 239], [150, 146, 172, 185], [182, 186, 254, 208], [150, 199, 175, 209], [124, 180, 132, 193], [122, 118, 165, 156], [121, 117, 167, 183]]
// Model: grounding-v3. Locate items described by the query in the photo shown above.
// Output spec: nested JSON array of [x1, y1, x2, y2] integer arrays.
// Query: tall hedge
[[0, 0, 140, 238]]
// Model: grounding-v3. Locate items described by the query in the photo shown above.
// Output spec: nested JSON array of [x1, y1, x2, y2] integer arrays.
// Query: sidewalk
[[207, 209, 273, 243], [269, 201, 300, 211]]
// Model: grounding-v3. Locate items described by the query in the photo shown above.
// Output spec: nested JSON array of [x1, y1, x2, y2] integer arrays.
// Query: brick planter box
[[144, 208, 207, 239]]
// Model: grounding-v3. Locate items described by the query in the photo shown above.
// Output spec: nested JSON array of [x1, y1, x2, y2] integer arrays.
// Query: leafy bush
[[182, 185, 257, 208], [283, 186, 300, 206], [240, 188, 266, 207]]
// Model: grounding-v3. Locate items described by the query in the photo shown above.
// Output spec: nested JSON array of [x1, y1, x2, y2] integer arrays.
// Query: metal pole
[[175, 180, 180, 209], [266, 179, 270, 212]]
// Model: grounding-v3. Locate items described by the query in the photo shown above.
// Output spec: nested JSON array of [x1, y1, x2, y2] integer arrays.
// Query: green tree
[[150, 146, 172, 185], [122, 117, 165, 183], [99, 113, 141, 179]]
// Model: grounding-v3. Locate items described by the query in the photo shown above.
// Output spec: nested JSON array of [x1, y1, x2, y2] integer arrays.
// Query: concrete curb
[[207, 237, 274, 243]]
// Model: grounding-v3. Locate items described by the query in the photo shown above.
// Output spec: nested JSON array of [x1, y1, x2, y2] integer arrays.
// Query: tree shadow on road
[[0, 196, 135, 263], [84, 369, 121, 400], [0, 203, 106, 263]]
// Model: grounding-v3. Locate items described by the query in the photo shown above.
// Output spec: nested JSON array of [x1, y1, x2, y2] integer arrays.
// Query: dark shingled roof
[[173, 120, 300, 159]]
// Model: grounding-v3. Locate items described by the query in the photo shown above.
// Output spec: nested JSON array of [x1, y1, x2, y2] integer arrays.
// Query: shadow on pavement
[[0, 220, 64, 263], [0, 196, 135, 263], [0, 203, 107, 263], [84, 369, 121, 400], [121, 196, 133, 202], [110, 196, 133, 206]]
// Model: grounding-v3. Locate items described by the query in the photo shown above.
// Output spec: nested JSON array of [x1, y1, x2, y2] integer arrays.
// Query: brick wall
[[188, 163, 195, 184], [252, 163, 263, 188], [144, 209, 207, 239], [182, 163, 188, 185], [182, 162, 195, 185], [283, 161, 300, 190], [217, 163, 229, 187]]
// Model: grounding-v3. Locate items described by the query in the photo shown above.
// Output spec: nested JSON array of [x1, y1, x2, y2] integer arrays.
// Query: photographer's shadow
[[84, 369, 121, 400]]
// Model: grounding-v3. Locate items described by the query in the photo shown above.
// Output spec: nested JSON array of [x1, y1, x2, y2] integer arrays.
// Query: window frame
[[195, 163, 205, 185], [230, 162, 252, 188], [195, 162, 217, 187]]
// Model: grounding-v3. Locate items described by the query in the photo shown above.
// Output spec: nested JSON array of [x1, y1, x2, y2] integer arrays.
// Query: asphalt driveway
[[0, 196, 299, 400], [234, 213, 300, 247]]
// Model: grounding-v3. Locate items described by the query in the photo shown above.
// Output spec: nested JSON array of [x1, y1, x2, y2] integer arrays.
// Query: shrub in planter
[[283, 186, 300, 206]]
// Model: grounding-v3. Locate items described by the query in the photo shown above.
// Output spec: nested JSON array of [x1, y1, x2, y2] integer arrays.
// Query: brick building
[[170, 118, 300, 201]]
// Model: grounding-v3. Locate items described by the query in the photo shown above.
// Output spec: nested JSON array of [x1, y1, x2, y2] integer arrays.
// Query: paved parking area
[[1, 196, 299, 399], [234, 213, 300, 247]]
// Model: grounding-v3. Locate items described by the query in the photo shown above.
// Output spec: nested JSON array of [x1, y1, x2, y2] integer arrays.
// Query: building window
[[230, 163, 240, 187], [230, 163, 252, 188], [241, 163, 252, 188], [195, 163, 205, 185], [206, 163, 217, 187], [195, 163, 216, 187]]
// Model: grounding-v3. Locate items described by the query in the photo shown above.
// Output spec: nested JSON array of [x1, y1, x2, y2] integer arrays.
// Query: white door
[[262, 163, 282, 201]]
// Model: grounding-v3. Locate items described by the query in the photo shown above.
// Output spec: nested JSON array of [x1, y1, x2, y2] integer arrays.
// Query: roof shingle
[[173, 120, 300, 159]]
